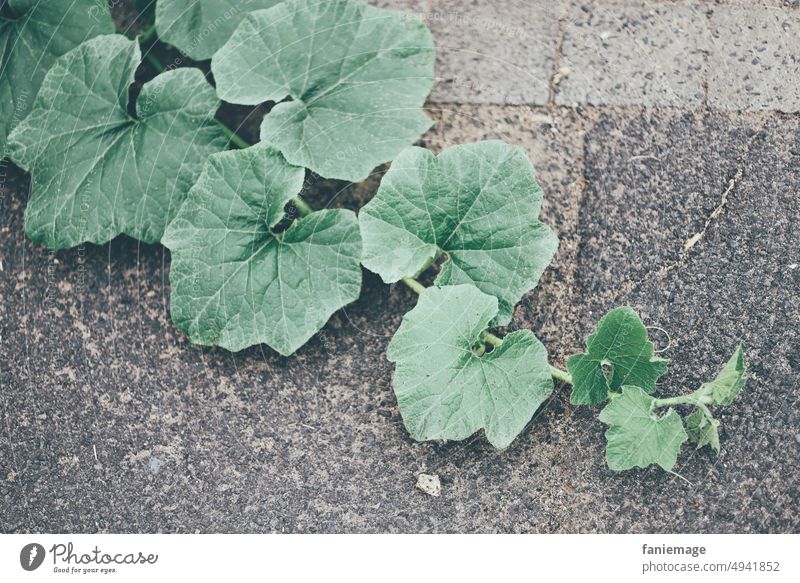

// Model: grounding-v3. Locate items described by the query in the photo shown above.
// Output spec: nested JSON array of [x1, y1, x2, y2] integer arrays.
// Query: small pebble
[[416, 473, 441, 497]]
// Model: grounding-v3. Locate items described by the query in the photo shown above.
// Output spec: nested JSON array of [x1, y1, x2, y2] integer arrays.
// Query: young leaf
[[212, 0, 435, 182], [162, 143, 362, 356], [567, 307, 669, 406], [0, 0, 114, 149], [155, 0, 282, 61], [387, 284, 554, 449], [7, 34, 227, 249], [684, 408, 721, 454], [360, 141, 558, 326], [695, 344, 746, 406], [598, 386, 688, 471]]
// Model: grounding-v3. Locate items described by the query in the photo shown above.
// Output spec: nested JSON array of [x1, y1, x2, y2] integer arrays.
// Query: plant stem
[[292, 196, 314, 218], [216, 122, 251, 150], [652, 393, 712, 417], [399, 277, 573, 385], [137, 24, 157, 44]]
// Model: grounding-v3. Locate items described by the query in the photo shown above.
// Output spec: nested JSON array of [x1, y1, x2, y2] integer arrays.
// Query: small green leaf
[[387, 284, 554, 449], [162, 142, 362, 356], [0, 0, 114, 149], [212, 0, 435, 182], [155, 0, 282, 61], [567, 307, 669, 406], [696, 345, 746, 406], [685, 408, 721, 454], [360, 141, 558, 326], [598, 386, 688, 471], [7, 34, 227, 249]]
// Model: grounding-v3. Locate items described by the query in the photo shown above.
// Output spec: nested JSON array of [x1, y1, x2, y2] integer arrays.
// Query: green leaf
[[685, 408, 720, 454], [360, 141, 558, 326], [155, 0, 282, 61], [387, 284, 554, 449], [696, 345, 746, 406], [7, 34, 227, 249], [162, 142, 362, 356], [0, 0, 114, 149], [567, 307, 669, 406], [598, 386, 688, 471], [212, 0, 434, 182]]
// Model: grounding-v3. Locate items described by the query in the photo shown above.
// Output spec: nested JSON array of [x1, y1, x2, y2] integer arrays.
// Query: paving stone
[[576, 108, 759, 296], [427, 0, 561, 104], [708, 3, 800, 112], [573, 110, 799, 532], [556, 0, 708, 107]]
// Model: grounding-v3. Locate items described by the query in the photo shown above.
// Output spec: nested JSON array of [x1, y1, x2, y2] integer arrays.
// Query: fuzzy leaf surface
[[567, 307, 669, 406], [156, 0, 282, 61], [7, 34, 226, 249], [598, 386, 688, 471], [162, 143, 362, 356], [212, 0, 434, 182], [360, 141, 558, 326], [388, 284, 554, 449], [0, 0, 114, 149]]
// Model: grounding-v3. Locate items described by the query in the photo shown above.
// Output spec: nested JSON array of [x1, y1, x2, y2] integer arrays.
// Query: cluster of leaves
[[568, 308, 746, 471], [0, 0, 747, 473]]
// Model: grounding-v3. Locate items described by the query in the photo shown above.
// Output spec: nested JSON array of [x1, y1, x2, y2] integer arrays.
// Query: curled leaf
[[696, 345, 746, 406]]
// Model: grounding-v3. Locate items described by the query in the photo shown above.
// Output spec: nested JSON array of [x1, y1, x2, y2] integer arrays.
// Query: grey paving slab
[[556, 0, 709, 107], [708, 3, 800, 112], [427, 0, 561, 104], [573, 110, 800, 532]]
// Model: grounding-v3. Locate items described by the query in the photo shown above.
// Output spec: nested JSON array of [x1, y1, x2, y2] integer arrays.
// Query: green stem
[[652, 393, 712, 415], [399, 278, 573, 385], [216, 121, 251, 150], [292, 196, 314, 218], [137, 24, 157, 44]]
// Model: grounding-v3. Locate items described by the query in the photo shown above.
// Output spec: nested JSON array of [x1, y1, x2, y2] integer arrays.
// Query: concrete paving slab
[[427, 0, 561, 104], [708, 3, 800, 111], [556, 0, 709, 107]]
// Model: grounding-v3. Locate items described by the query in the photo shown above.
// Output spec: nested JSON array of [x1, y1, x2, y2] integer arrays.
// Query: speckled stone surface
[[708, 3, 800, 112], [427, 0, 560, 104], [0, 0, 799, 534], [556, 0, 709, 107]]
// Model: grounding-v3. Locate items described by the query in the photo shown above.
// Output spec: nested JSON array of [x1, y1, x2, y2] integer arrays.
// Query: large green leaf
[[695, 345, 746, 406], [388, 284, 554, 449], [0, 0, 114, 150], [212, 0, 434, 182], [162, 142, 362, 356], [567, 307, 669, 406], [7, 34, 227, 249], [360, 141, 558, 326], [598, 386, 688, 471], [156, 0, 282, 61]]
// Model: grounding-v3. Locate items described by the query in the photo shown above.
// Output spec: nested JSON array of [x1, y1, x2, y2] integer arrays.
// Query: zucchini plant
[[0, 0, 747, 474]]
